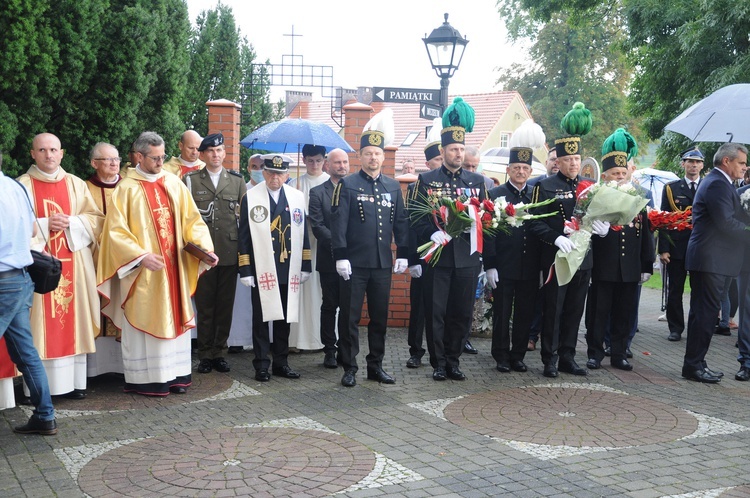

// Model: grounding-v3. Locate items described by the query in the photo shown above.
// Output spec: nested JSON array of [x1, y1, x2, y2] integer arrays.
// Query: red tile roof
[[287, 91, 527, 169]]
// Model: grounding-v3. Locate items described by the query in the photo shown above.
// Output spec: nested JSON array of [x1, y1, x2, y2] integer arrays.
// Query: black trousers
[[491, 278, 537, 364], [407, 272, 426, 359], [251, 283, 290, 371], [666, 259, 688, 335], [423, 264, 480, 369], [318, 271, 340, 354], [684, 271, 727, 371], [195, 264, 238, 360], [586, 280, 638, 362], [338, 267, 391, 372], [541, 268, 590, 366]]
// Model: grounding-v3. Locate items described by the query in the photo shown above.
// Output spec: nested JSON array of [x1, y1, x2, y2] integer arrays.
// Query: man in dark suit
[[410, 97, 488, 382], [735, 182, 750, 381], [683, 143, 750, 383], [659, 147, 704, 341], [308, 148, 350, 369], [331, 116, 410, 387], [485, 147, 540, 373], [185, 133, 247, 374]]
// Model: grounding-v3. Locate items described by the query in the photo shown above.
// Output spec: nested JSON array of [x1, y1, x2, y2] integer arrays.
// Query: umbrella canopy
[[631, 167, 679, 208], [240, 119, 354, 153], [665, 84, 750, 143]]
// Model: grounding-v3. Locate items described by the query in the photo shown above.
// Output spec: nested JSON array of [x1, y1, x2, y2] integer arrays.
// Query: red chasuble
[[141, 178, 183, 337], [31, 178, 76, 358]]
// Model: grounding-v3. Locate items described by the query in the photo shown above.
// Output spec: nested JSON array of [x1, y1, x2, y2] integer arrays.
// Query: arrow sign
[[372, 86, 441, 104], [420, 103, 442, 120]]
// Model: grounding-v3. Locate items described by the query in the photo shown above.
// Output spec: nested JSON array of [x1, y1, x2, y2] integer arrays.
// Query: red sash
[[31, 178, 76, 358], [141, 178, 183, 337], [180, 164, 201, 178], [0, 337, 18, 378]]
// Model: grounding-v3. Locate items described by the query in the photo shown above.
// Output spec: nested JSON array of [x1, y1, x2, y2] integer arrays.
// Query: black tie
[[690, 181, 696, 194]]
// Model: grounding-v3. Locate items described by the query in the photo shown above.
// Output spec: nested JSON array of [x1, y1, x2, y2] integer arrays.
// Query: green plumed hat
[[555, 102, 592, 158], [601, 128, 638, 171], [441, 97, 475, 147]]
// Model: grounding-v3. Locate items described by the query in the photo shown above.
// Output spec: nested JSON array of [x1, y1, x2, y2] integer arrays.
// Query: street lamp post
[[423, 13, 469, 112]]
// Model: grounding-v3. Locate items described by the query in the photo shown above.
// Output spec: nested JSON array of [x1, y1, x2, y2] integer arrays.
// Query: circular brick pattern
[[444, 387, 698, 447], [51, 371, 232, 411], [78, 427, 376, 496]]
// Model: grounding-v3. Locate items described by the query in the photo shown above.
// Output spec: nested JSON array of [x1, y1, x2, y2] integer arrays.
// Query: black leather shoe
[[586, 358, 601, 370], [705, 367, 724, 378], [510, 360, 528, 372], [406, 355, 422, 368], [227, 346, 244, 354], [715, 326, 731, 336], [366, 367, 395, 384], [682, 368, 720, 383], [255, 369, 271, 382], [496, 361, 511, 373], [447, 366, 466, 381], [604, 347, 611, 357], [626, 348, 633, 359], [323, 352, 338, 369], [13, 416, 57, 436], [432, 367, 447, 381], [169, 386, 187, 394], [272, 365, 300, 379], [668, 332, 681, 341], [611, 359, 633, 371], [197, 358, 212, 373], [62, 389, 87, 400], [212, 358, 230, 373], [341, 369, 356, 387], [558, 361, 587, 376], [464, 340, 478, 354], [736, 367, 750, 381], [543, 364, 558, 378]]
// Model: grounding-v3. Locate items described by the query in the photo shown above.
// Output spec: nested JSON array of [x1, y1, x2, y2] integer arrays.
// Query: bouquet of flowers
[[647, 207, 692, 232], [555, 180, 649, 285], [410, 190, 555, 265], [740, 189, 750, 215]]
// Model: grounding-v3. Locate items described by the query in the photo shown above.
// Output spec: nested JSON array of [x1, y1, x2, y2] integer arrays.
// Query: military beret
[[198, 133, 224, 151]]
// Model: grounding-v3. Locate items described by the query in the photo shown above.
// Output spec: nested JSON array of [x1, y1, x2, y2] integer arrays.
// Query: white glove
[[591, 220, 611, 237], [335, 259, 352, 281], [393, 258, 408, 274], [430, 230, 452, 246], [485, 268, 499, 289], [640, 272, 651, 283], [300, 271, 311, 283], [408, 265, 422, 279], [554, 236, 575, 253], [240, 276, 255, 288]]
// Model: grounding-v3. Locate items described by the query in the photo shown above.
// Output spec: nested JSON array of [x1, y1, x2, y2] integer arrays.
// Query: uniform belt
[[0, 268, 25, 280]]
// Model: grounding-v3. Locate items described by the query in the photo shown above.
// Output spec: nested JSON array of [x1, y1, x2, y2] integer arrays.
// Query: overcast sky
[[186, 0, 528, 101]]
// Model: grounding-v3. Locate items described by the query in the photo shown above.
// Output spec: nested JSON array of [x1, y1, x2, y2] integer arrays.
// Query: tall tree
[[495, 6, 637, 156]]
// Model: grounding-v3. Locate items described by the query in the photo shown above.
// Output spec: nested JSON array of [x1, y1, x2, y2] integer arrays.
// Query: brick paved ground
[[3, 286, 750, 497]]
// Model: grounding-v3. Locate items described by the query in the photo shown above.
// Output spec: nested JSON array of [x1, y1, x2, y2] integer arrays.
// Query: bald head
[[31, 133, 64, 173], [326, 148, 350, 182], [179, 130, 202, 163]]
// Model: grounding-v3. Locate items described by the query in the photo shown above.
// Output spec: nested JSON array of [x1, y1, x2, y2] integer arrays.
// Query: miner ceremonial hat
[[262, 154, 291, 172], [680, 146, 705, 162], [508, 119, 546, 166], [601, 128, 638, 171], [198, 132, 224, 151], [441, 97, 475, 147], [555, 102, 592, 158], [424, 117, 442, 161], [360, 109, 394, 151], [302, 144, 326, 158]]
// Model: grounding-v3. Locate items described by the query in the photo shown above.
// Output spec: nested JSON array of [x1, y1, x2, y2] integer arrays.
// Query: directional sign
[[372, 87, 441, 104], [420, 103, 442, 120]]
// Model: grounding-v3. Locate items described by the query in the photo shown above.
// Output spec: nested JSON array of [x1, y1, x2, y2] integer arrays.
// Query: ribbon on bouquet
[[467, 204, 483, 255]]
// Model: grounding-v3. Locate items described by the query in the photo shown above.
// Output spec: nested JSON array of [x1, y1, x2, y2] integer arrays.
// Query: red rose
[[470, 197, 480, 207], [482, 211, 492, 222], [505, 203, 516, 217], [455, 200, 466, 212], [576, 180, 594, 200], [483, 199, 495, 212]]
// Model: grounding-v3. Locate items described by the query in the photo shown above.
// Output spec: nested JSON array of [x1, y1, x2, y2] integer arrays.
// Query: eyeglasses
[[94, 157, 122, 163], [143, 154, 167, 163]]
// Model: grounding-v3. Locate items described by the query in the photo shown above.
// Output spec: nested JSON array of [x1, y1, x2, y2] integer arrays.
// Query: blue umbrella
[[240, 118, 354, 153]]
